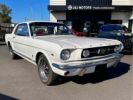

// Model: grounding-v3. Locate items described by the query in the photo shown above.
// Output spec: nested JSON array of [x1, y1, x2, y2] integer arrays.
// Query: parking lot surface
[[0, 45, 132, 100]]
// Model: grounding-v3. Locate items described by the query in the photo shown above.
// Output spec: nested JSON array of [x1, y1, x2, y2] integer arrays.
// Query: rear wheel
[[8, 44, 18, 59], [37, 54, 58, 85]]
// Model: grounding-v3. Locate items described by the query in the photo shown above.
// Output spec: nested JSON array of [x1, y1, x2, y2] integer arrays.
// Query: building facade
[[48, 0, 133, 33]]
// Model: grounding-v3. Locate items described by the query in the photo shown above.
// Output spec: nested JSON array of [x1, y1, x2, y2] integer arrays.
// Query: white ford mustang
[[5, 21, 123, 85]]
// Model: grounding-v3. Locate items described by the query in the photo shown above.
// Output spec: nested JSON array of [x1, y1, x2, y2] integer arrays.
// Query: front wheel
[[37, 54, 58, 85]]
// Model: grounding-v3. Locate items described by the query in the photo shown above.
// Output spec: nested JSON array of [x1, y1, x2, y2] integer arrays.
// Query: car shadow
[[122, 52, 133, 55], [122, 50, 133, 55], [0, 94, 18, 100], [53, 62, 130, 86]]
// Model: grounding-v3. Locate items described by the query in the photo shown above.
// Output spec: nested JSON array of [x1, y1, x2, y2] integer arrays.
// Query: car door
[[12, 23, 30, 57]]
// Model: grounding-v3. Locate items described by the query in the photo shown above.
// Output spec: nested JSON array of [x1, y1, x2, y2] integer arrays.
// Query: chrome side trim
[[14, 50, 35, 62]]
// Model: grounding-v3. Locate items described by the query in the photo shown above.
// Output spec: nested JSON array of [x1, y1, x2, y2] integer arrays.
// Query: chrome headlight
[[82, 49, 90, 58], [60, 49, 71, 60], [114, 44, 123, 53]]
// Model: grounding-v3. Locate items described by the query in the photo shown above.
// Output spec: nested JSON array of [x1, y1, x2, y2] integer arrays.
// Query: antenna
[[25, 17, 27, 21], [30, 7, 33, 21], [41, 4, 43, 20]]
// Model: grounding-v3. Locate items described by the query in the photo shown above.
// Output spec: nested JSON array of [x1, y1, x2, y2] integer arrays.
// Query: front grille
[[81, 46, 116, 58]]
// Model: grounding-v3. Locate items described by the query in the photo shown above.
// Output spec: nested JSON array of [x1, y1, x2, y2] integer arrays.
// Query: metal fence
[[0, 23, 15, 41]]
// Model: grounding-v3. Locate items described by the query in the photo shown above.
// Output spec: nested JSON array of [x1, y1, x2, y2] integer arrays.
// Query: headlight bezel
[[60, 49, 71, 60], [82, 49, 90, 58], [114, 44, 123, 53]]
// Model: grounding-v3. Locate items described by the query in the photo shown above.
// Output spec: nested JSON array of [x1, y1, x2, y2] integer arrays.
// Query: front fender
[[34, 49, 60, 65]]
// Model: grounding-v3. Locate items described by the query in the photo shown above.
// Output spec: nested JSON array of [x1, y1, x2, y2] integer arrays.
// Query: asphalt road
[[0, 45, 132, 100]]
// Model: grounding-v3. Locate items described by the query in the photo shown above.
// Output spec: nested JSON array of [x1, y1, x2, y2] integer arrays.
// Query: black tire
[[37, 54, 58, 85], [8, 44, 18, 59]]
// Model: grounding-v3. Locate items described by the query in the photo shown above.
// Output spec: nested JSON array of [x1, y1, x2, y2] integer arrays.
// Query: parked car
[[98, 24, 133, 53], [5, 21, 123, 85], [0, 23, 15, 41], [71, 29, 86, 36]]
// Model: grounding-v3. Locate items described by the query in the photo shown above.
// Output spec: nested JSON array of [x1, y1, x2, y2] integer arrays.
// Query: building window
[[110, 20, 122, 24]]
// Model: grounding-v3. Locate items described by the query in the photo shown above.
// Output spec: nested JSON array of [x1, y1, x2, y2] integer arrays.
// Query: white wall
[[111, 12, 130, 27], [112, 0, 133, 5], [129, 7, 133, 32], [130, 12, 133, 20], [112, 12, 133, 32], [50, 12, 66, 22], [132, 22, 133, 33], [129, 7, 133, 20], [50, 0, 66, 5], [50, 0, 133, 6]]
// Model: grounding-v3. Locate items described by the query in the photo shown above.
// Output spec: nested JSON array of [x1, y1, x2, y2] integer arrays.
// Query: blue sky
[[0, 0, 50, 23]]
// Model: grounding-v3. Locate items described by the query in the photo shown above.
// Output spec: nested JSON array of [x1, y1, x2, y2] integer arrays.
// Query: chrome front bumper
[[52, 54, 123, 76]]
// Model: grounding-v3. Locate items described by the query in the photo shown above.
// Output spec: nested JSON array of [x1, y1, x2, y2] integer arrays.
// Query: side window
[[15, 24, 29, 36]]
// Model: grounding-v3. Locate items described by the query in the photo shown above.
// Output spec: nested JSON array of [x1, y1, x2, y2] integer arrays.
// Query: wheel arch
[[35, 52, 43, 64], [7, 41, 11, 46], [7, 41, 13, 49], [35, 51, 51, 65]]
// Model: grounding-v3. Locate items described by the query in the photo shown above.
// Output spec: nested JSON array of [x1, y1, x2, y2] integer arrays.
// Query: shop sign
[[67, 5, 115, 10]]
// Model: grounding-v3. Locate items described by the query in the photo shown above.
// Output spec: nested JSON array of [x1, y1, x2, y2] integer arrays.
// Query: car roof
[[101, 24, 124, 27], [17, 21, 63, 25]]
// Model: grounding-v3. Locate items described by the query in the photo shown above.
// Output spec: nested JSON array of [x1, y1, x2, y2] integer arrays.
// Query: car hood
[[35, 35, 121, 49]]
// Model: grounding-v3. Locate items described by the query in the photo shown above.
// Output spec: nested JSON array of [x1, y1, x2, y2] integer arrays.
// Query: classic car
[[98, 24, 133, 53], [5, 21, 123, 85]]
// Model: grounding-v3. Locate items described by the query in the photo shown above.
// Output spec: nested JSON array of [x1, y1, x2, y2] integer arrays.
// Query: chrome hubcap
[[39, 59, 49, 81]]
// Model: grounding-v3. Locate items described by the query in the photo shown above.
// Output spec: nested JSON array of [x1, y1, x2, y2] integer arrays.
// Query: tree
[[0, 4, 12, 23]]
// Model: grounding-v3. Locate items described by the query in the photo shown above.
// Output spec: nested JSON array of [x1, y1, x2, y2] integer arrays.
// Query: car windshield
[[30, 22, 72, 36], [100, 25, 123, 32]]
